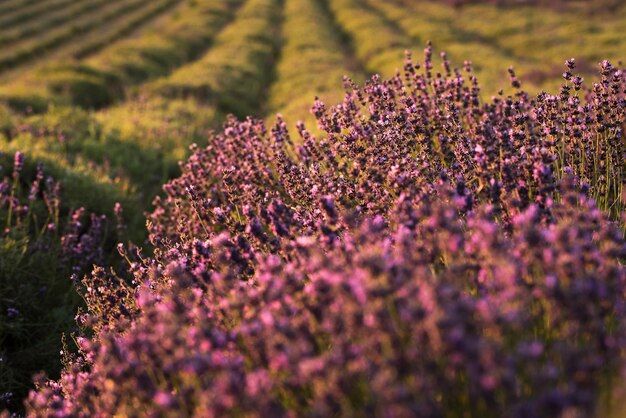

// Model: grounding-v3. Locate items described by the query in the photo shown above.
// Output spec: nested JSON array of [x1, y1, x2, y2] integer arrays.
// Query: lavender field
[[0, 0, 625, 417]]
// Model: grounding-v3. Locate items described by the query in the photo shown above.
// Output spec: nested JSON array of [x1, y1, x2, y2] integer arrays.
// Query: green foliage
[[71, 0, 182, 59], [0, 150, 128, 413], [0, 0, 156, 72], [266, 0, 363, 127], [45, 65, 120, 109], [94, 97, 221, 194], [368, 0, 626, 96], [327, 0, 411, 75], [0, 233, 80, 412], [1, 110, 135, 237], [81, 0, 242, 85], [0, 0, 231, 109], [0, 0, 113, 48], [0, 0, 77, 30], [151, 0, 282, 118], [0, 100, 223, 237]]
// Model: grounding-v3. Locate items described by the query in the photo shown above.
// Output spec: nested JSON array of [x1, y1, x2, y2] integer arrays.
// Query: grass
[[266, 0, 364, 127], [0, 147, 134, 411], [0, 0, 115, 47], [327, 0, 412, 75], [372, 0, 626, 96], [0, 0, 78, 32], [151, 0, 283, 118], [0, 0, 152, 72], [70, 0, 182, 59], [0, 0, 242, 110]]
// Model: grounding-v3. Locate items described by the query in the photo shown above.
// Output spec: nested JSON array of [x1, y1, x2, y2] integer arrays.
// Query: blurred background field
[[0, 0, 625, 216], [0, 0, 624, 413]]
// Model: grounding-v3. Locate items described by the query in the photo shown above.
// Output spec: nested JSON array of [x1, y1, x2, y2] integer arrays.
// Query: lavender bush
[[26, 48, 625, 417], [0, 151, 119, 413]]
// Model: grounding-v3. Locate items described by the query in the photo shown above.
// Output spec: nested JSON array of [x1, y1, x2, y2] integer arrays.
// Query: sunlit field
[[0, 0, 624, 416]]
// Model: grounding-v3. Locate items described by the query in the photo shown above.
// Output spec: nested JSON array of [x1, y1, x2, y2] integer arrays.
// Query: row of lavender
[[7, 47, 626, 416], [0, 149, 126, 412]]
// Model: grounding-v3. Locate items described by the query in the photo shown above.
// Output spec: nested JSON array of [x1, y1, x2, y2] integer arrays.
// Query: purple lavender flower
[[6, 308, 19, 319], [25, 50, 626, 418]]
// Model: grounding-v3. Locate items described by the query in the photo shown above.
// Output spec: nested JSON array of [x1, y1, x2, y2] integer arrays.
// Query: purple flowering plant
[[25, 48, 626, 417], [0, 151, 124, 414]]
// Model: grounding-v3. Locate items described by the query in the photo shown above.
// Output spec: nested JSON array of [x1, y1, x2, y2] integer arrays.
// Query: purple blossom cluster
[[0, 151, 116, 413], [26, 49, 626, 417], [0, 151, 109, 271]]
